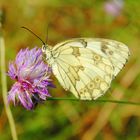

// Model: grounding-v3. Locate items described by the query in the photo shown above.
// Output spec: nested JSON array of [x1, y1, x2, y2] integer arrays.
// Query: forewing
[[52, 45, 114, 100], [53, 38, 130, 77]]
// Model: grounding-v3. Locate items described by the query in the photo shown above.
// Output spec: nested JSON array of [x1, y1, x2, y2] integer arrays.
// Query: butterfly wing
[[53, 38, 130, 77], [49, 38, 129, 99], [50, 38, 130, 100]]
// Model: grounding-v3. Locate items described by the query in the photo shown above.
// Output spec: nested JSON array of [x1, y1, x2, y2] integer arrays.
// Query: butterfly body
[[42, 46, 58, 65], [42, 38, 130, 100]]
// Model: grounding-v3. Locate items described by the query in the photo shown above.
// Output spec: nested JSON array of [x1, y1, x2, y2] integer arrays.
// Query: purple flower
[[7, 48, 53, 110], [104, 0, 124, 17]]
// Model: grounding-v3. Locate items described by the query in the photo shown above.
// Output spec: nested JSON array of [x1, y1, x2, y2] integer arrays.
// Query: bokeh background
[[0, 0, 140, 140]]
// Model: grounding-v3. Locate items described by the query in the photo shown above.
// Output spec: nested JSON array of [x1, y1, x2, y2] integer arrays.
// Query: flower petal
[[7, 47, 53, 110]]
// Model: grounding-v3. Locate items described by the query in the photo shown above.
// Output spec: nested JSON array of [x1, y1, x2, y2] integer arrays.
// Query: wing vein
[[57, 61, 81, 98]]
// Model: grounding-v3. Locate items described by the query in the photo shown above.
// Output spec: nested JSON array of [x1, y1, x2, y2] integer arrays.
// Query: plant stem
[[47, 97, 140, 106], [0, 25, 18, 140]]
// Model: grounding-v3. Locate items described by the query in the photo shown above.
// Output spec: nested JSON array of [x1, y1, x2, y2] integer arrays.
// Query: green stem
[[47, 97, 140, 106], [0, 26, 18, 140]]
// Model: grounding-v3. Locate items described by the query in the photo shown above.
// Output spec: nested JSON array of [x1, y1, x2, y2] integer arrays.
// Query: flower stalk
[[0, 24, 18, 140], [47, 97, 140, 106]]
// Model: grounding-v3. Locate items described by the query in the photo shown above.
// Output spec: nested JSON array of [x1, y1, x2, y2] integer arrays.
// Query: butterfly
[[41, 38, 130, 100]]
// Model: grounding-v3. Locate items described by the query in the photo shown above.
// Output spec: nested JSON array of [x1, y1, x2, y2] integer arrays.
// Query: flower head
[[104, 0, 124, 17], [8, 48, 53, 110]]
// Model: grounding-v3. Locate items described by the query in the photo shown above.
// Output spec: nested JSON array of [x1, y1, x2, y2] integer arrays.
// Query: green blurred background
[[0, 0, 140, 140]]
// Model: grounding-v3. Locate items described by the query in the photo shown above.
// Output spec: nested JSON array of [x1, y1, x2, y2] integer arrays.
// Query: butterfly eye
[[42, 45, 47, 53]]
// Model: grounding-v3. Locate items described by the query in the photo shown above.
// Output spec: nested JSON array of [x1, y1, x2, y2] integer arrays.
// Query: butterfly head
[[42, 44, 48, 53], [42, 44, 51, 58], [42, 44, 54, 65]]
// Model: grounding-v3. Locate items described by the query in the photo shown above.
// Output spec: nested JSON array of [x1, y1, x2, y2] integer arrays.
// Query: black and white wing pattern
[[48, 38, 130, 100]]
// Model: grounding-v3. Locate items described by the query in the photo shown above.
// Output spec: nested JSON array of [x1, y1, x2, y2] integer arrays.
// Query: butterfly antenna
[[21, 26, 46, 45], [46, 23, 50, 44]]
